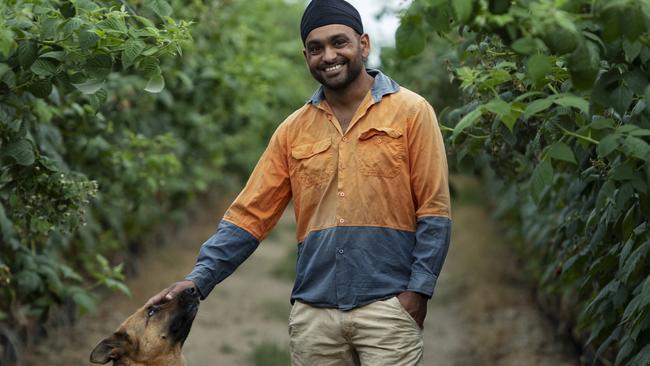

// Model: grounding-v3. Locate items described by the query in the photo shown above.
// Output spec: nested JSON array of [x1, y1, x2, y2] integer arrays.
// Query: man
[[146, 0, 451, 364]]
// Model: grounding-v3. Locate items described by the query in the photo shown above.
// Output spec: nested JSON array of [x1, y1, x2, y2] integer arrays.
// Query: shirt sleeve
[[186, 126, 292, 298], [405, 99, 452, 298]]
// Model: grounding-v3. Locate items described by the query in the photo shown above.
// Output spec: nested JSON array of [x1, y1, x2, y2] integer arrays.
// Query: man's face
[[303, 24, 370, 90]]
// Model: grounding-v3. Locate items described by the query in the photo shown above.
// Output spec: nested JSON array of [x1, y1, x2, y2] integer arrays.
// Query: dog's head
[[90, 287, 199, 365]]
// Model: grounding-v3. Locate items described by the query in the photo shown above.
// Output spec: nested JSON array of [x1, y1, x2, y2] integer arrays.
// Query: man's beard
[[311, 55, 364, 90]]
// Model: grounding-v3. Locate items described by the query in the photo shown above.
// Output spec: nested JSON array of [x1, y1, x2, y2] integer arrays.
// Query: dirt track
[[22, 177, 579, 365]]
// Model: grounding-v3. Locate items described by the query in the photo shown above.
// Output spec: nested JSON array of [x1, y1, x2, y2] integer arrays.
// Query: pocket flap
[[358, 127, 403, 140], [291, 137, 332, 160]]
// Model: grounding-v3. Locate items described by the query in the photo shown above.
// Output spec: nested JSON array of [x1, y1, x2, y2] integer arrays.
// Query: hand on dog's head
[[90, 288, 199, 365]]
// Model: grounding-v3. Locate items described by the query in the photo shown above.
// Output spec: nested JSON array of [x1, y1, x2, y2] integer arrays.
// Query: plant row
[[0, 0, 311, 361], [392, 0, 650, 364]]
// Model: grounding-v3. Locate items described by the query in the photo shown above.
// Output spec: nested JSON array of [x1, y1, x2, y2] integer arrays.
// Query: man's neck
[[322, 70, 374, 110]]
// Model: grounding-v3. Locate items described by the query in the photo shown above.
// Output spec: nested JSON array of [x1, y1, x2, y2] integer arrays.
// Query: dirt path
[[22, 177, 578, 366]]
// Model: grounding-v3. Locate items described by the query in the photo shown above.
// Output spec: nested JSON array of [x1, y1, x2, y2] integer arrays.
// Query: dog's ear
[[90, 331, 130, 364]]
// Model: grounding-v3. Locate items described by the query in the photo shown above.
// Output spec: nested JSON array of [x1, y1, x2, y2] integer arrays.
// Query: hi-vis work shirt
[[187, 70, 452, 310]]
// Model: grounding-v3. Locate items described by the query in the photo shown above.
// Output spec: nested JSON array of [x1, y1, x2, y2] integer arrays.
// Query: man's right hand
[[145, 280, 197, 308]]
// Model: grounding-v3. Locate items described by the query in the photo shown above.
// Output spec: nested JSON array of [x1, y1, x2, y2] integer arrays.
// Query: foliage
[[0, 0, 311, 356], [1, 0, 190, 326], [395, 0, 650, 364]]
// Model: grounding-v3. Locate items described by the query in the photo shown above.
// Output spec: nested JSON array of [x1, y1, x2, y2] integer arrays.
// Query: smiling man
[[146, 0, 451, 365]]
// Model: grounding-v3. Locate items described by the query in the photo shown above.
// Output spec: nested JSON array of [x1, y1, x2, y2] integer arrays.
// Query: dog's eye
[[147, 307, 158, 317]]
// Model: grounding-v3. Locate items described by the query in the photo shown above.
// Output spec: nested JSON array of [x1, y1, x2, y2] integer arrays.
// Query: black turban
[[300, 0, 364, 44]]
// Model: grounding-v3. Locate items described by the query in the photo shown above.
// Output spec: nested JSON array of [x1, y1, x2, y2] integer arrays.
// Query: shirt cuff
[[407, 271, 438, 298]]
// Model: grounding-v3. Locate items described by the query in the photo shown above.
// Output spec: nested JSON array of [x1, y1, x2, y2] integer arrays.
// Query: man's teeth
[[325, 64, 343, 72]]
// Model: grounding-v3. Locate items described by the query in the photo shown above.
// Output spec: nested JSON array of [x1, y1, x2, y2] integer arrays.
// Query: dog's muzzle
[[169, 287, 200, 345]]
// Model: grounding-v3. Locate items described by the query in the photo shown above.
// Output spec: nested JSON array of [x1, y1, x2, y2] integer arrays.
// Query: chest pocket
[[357, 127, 406, 178], [291, 137, 334, 188]]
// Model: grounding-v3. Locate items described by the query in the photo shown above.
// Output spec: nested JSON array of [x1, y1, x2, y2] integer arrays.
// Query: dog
[[90, 287, 199, 366]]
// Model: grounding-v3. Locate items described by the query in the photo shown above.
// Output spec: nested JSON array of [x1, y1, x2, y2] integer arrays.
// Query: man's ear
[[89, 332, 130, 364], [360, 33, 371, 59]]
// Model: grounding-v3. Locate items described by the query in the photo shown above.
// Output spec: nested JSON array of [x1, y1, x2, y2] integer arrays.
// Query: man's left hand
[[397, 291, 428, 329]]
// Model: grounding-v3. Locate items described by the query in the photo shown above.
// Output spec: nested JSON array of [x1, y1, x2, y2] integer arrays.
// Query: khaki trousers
[[288, 297, 423, 366]]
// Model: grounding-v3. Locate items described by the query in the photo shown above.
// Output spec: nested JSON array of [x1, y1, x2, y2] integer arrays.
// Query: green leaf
[[79, 29, 99, 50], [553, 94, 589, 114], [89, 88, 108, 110], [601, 2, 624, 42], [483, 98, 510, 116], [627, 342, 650, 366], [621, 205, 636, 241], [451, 0, 474, 24], [15, 271, 42, 293], [98, 16, 127, 33], [568, 41, 600, 90], [588, 118, 615, 130], [395, 17, 426, 59], [61, 17, 83, 36], [597, 134, 622, 158], [27, 78, 53, 98], [39, 51, 65, 61], [18, 40, 38, 69], [524, 97, 553, 119], [546, 142, 577, 164], [511, 37, 540, 55], [530, 159, 553, 202], [616, 125, 650, 136], [30, 59, 57, 76], [85, 53, 113, 78], [75, 0, 100, 12], [0, 63, 9, 79], [72, 79, 105, 94], [4, 139, 35, 166], [452, 107, 482, 140], [621, 136, 650, 161], [133, 15, 155, 28], [138, 56, 161, 78], [526, 54, 553, 87], [123, 39, 146, 68], [592, 70, 634, 115], [542, 16, 581, 55], [489, 0, 510, 14], [145, 0, 173, 18], [0, 202, 19, 249], [104, 278, 131, 297], [144, 74, 165, 93], [622, 39, 642, 63], [70, 287, 96, 314]]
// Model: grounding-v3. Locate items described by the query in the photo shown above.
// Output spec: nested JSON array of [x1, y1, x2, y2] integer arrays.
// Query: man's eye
[[334, 41, 347, 47], [147, 307, 158, 317]]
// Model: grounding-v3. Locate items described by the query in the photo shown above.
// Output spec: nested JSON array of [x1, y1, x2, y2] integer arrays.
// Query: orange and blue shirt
[[187, 69, 451, 310]]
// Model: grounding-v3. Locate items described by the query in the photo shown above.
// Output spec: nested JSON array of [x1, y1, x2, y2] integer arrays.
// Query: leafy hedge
[[394, 0, 650, 364], [0, 0, 310, 360]]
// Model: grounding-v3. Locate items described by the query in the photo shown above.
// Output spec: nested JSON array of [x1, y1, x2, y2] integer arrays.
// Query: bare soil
[[21, 177, 579, 366]]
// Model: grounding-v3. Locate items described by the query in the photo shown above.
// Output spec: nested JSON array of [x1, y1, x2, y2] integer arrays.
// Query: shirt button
[[342, 136, 348, 142], [339, 218, 345, 224], [338, 249, 344, 254], [377, 138, 383, 144], [338, 192, 345, 197]]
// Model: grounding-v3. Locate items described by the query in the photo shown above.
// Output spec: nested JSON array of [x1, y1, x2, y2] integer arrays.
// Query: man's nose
[[323, 46, 337, 62]]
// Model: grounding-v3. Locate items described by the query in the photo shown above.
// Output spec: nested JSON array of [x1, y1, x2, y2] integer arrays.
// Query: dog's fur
[[90, 288, 199, 366]]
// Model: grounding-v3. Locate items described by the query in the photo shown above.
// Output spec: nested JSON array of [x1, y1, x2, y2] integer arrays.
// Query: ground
[[21, 177, 579, 365]]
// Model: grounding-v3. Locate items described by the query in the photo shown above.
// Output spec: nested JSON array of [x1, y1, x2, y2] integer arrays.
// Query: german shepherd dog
[[90, 288, 199, 366]]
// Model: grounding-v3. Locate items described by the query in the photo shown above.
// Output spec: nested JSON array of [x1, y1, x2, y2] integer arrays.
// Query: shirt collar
[[307, 68, 400, 105]]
